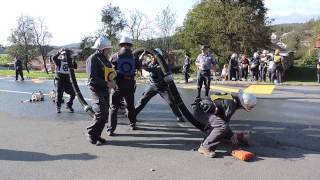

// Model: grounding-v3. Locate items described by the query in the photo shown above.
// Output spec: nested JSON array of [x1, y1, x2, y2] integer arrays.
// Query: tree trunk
[[24, 58, 30, 73], [42, 56, 49, 74]]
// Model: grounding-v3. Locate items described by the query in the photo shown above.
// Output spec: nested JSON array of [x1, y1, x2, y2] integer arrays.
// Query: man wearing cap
[[106, 36, 140, 136], [52, 48, 77, 113], [191, 90, 256, 158], [86, 36, 117, 145], [195, 45, 217, 98], [135, 49, 185, 123]]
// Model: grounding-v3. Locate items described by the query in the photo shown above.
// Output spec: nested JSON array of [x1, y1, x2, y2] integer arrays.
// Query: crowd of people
[[183, 48, 285, 84], [224, 49, 284, 84]]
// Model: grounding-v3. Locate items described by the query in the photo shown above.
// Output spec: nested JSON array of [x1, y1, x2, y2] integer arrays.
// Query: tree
[[155, 6, 177, 52], [101, 4, 127, 43], [33, 18, 52, 74], [126, 10, 149, 44], [176, 0, 271, 62], [79, 36, 96, 61], [8, 15, 36, 73]]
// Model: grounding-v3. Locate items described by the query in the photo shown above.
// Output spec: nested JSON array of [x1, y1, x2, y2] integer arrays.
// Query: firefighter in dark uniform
[[107, 36, 139, 136], [195, 45, 216, 98], [52, 48, 77, 113], [183, 52, 192, 83], [14, 56, 24, 81], [86, 36, 117, 145], [192, 90, 257, 157], [135, 49, 185, 122]]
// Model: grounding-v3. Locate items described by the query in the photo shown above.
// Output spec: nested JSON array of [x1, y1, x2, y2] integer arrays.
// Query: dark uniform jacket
[[142, 61, 166, 86], [53, 53, 77, 81], [191, 94, 242, 126], [86, 51, 111, 94], [14, 59, 23, 70]]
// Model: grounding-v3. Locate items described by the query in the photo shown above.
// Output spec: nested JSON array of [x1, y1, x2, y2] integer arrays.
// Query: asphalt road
[[0, 76, 320, 180]]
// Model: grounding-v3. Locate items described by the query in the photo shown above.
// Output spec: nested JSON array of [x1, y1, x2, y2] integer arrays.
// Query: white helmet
[[238, 90, 257, 111], [92, 36, 112, 50], [231, 53, 237, 59], [253, 52, 259, 59], [154, 48, 163, 56], [119, 36, 133, 45]]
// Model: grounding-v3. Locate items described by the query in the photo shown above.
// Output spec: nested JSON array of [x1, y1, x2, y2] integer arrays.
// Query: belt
[[118, 76, 135, 80]]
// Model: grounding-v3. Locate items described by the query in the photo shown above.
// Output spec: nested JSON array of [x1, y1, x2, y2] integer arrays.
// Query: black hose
[[66, 56, 95, 117], [133, 48, 206, 132]]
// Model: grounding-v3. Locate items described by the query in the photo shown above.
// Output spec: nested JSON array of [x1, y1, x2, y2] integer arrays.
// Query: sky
[[0, 0, 320, 46]]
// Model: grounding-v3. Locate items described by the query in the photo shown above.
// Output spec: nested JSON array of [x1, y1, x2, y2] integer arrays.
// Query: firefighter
[[135, 49, 185, 123], [192, 90, 257, 158], [52, 48, 77, 113], [106, 36, 140, 136], [86, 36, 117, 145], [14, 56, 24, 81]]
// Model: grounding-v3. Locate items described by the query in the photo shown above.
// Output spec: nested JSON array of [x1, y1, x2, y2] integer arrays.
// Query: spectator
[[273, 49, 283, 84], [239, 54, 249, 81], [228, 53, 239, 81], [250, 52, 260, 81], [221, 64, 228, 81]]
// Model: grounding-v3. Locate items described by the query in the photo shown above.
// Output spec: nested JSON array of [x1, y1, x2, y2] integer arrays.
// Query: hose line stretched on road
[[66, 56, 95, 118]]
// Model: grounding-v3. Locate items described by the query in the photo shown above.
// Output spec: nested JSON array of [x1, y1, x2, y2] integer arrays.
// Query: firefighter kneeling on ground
[[191, 90, 257, 158], [52, 48, 77, 113]]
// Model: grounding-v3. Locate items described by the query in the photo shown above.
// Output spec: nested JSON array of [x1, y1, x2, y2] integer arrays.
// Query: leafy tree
[[8, 15, 36, 72], [101, 4, 127, 43], [176, 0, 271, 62], [79, 36, 96, 61]]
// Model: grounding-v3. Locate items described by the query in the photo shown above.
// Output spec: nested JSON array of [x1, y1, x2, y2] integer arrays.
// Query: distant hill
[[59, 43, 81, 49], [271, 23, 312, 34]]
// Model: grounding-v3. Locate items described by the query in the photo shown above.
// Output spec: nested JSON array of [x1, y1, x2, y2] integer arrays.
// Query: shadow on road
[[232, 120, 320, 159], [106, 119, 320, 160], [0, 149, 97, 162]]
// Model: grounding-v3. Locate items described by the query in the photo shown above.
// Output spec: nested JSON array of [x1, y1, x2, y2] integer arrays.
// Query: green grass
[[0, 70, 88, 79]]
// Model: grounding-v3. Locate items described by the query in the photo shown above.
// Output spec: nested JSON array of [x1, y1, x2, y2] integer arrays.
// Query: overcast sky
[[0, 0, 319, 46]]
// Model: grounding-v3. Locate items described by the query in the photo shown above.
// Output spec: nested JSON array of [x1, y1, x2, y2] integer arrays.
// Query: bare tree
[[8, 15, 36, 73], [33, 18, 52, 74], [126, 10, 149, 43], [155, 6, 177, 52]]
